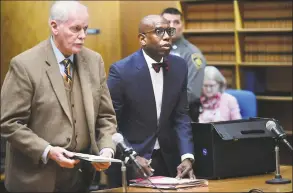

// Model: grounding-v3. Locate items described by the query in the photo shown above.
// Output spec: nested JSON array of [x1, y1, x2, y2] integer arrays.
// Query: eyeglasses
[[203, 83, 219, 89], [142, 27, 176, 38]]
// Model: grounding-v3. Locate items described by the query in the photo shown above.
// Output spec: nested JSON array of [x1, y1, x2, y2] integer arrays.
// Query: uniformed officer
[[161, 7, 206, 122]]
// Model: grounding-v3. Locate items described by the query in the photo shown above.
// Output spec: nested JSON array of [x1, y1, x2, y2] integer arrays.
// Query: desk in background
[[94, 166, 292, 192]]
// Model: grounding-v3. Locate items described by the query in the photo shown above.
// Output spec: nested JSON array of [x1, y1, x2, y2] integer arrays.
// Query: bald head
[[137, 14, 172, 62], [139, 15, 169, 34]]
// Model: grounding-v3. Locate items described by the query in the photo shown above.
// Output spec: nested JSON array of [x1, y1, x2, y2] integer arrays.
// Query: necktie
[[152, 61, 169, 73], [61, 58, 72, 85]]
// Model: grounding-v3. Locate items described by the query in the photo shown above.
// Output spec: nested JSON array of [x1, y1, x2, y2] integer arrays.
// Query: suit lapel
[[45, 40, 73, 125], [135, 50, 157, 121], [75, 51, 95, 132]]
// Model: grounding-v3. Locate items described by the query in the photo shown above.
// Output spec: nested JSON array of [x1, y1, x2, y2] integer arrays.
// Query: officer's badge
[[191, 53, 203, 69]]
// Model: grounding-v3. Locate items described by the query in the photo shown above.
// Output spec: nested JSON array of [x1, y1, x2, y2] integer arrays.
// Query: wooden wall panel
[[1, 1, 121, 85], [1, 0, 179, 83], [1, 1, 51, 85], [120, 1, 178, 58], [82, 1, 121, 74]]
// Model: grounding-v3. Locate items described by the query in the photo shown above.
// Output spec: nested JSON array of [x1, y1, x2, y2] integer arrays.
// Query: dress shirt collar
[[142, 49, 163, 69], [50, 36, 74, 64]]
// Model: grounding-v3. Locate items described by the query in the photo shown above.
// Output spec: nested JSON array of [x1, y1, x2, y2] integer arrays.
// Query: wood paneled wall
[[1, 1, 179, 85], [0, 1, 121, 85], [1, 1, 51, 85], [83, 1, 121, 74]]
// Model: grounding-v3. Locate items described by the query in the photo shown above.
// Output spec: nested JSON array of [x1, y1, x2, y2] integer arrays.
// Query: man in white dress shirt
[[107, 15, 195, 188]]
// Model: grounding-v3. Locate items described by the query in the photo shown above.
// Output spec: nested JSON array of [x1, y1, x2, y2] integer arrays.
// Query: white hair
[[48, 1, 87, 24], [204, 66, 227, 93]]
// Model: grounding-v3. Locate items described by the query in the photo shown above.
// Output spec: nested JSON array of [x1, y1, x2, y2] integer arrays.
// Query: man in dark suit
[[0, 1, 116, 192], [107, 15, 195, 188]]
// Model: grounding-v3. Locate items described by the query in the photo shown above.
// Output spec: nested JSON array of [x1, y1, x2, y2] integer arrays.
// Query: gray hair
[[48, 1, 87, 24], [204, 66, 227, 93]]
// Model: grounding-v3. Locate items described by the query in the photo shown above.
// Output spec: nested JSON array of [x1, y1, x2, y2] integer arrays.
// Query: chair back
[[225, 89, 257, 119]]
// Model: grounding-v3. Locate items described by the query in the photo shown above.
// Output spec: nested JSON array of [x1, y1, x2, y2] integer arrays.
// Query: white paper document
[[73, 152, 122, 163]]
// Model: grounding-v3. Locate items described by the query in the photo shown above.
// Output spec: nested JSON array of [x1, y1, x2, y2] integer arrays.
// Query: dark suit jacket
[[107, 49, 194, 176], [0, 39, 117, 192]]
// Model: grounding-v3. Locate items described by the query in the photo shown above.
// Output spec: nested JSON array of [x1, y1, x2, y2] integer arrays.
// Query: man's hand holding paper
[[92, 148, 113, 171], [48, 146, 80, 168]]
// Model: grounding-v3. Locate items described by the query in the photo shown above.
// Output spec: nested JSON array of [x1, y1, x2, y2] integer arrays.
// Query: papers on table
[[73, 152, 122, 163], [129, 176, 208, 190]]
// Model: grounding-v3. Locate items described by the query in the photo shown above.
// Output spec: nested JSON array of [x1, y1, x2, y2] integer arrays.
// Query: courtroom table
[[94, 166, 292, 192]]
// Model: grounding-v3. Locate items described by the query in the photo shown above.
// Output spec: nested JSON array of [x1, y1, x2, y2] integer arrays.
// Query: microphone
[[112, 133, 149, 178], [266, 120, 293, 151]]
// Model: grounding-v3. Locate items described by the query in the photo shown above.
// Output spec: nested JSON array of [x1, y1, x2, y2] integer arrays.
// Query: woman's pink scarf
[[200, 92, 222, 110]]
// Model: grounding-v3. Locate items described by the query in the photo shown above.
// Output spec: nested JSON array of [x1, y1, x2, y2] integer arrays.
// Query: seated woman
[[199, 66, 242, 123]]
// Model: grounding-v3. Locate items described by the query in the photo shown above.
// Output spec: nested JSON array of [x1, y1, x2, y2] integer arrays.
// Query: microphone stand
[[120, 148, 136, 193], [121, 161, 127, 193], [119, 146, 153, 192], [266, 139, 291, 184]]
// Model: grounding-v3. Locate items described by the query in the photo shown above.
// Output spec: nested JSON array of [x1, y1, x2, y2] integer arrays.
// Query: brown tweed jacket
[[0, 39, 117, 192]]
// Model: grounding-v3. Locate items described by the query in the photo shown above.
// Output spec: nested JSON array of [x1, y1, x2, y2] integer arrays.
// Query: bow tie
[[152, 61, 169, 73]]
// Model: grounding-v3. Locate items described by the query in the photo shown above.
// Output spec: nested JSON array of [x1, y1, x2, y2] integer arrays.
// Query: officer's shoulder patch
[[191, 53, 203, 69]]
